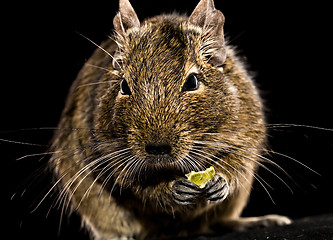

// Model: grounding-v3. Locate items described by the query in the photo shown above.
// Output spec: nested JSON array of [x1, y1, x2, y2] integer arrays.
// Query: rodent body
[[50, 0, 291, 239]]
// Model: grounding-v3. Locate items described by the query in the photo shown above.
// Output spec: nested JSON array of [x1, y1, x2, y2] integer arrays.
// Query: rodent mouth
[[143, 155, 187, 177], [138, 160, 185, 186], [146, 155, 176, 165]]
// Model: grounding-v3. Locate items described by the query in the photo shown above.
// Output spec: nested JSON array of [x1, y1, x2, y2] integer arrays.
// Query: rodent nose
[[145, 143, 172, 155]]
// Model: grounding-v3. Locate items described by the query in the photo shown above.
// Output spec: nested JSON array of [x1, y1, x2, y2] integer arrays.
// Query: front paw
[[204, 174, 229, 203], [172, 178, 201, 205]]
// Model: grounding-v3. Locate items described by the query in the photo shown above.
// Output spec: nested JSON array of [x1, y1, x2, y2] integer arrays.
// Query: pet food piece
[[185, 166, 215, 188]]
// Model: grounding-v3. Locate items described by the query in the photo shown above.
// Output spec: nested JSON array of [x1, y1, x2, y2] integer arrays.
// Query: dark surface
[[214, 214, 333, 240], [2, 0, 333, 239], [172, 215, 333, 240], [174, 214, 333, 240]]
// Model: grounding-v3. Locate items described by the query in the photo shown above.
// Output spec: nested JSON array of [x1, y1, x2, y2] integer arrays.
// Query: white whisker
[[110, 156, 136, 196], [77, 80, 119, 89], [193, 140, 294, 194], [77, 150, 133, 207], [16, 152, 50, 161], [267, 123, 333, 132], [98, 154, 134, 199], [191, 147, 250, 193], [50, 147, 130, 211], [84, 63, 120, 76], [76, 32, 123, 71], [62, 148, 132, 210], [268, 150, 320, 176]]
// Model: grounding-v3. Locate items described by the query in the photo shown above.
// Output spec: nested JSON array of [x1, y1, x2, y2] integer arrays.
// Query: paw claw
[[171, 174, 229, 205], [204, 174, 229, 203], [172, 179, 201, 205]]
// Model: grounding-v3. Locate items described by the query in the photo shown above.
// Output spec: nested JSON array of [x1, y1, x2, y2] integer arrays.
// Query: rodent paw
[[172, 178, 201, 205], [204, 174, 229, 203], [223, 215, 292, 231]]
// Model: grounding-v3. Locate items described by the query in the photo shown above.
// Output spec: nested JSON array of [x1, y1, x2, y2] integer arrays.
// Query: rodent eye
[[120, 79, 132, 95], [182, 73, 199, 92]]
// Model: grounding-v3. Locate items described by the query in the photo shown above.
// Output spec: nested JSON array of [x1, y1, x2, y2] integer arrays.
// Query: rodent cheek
[[107, 95, 133, 135], [184, 87, 234, 132]]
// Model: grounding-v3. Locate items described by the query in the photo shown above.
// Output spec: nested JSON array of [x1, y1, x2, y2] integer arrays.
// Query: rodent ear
[[113, 0, 140, 36], [189, 0, 226, 66]]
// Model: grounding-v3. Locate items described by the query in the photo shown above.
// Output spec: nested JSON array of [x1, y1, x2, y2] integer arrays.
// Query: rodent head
[[93, 0, 251, 185]]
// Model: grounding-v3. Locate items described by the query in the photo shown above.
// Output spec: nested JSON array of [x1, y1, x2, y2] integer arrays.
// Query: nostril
[[145, 143, 172, 155]]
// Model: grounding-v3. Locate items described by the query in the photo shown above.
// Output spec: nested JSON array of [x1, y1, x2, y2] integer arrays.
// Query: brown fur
[[50, 0, 291, 239]]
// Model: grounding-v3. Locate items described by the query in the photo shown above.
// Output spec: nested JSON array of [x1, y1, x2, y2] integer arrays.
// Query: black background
[[2, 1, 333, 239]]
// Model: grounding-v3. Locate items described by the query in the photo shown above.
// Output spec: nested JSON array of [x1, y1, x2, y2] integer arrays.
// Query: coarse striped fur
[[50, 0, 291, 239]]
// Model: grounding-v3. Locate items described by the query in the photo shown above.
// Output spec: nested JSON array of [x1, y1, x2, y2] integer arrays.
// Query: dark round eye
[[120, 79, 131, 95], [182, 73, 199, 92]]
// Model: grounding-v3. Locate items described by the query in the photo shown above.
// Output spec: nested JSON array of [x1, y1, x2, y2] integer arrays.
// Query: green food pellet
[[185, 166, 215, 188]]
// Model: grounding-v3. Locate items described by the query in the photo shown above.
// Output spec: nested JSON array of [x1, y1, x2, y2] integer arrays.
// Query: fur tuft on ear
[[113, 0, 140, 36], [189, 0, 226, 66]]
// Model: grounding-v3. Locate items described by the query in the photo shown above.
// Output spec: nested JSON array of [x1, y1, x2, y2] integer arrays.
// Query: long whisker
[[97, 153, 134, 200], [0, 138, 46, 147], [110, 156, 136, 196], [267, 150, 320, 176], [192, 147, 252, 184], [77, 80, 119, 89], [31, 147, 93, 213], [191, 146, 275, 203], [76, 32, 123, 71], [181, 154, 203, 173], [187, 154, 207, 172], [1, 126, 115, 135], [49, 139, 125, 208], [267, 123, 333, 132], [195, 129, 321, 176], [119, 156, 141, 192], [16, 151, 57, 161], [73, 149, 132, 209], [84, 63, 120, 76], [194, 140, 294, 194], [134, 158, 146, 184], [59, 148, 132, 211], [229, 157, 275, 191], [189, 148, 249, 194], [195, 140, 291, 179], [191, 148, 250, 190], [33, 140, 126, 213]]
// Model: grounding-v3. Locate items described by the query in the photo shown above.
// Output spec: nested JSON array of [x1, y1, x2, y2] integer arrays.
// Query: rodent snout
[[145, 143, 172, 155]]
